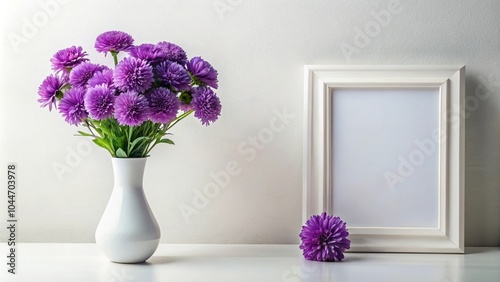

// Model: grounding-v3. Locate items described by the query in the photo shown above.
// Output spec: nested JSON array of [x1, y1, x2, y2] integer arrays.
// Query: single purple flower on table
[[114, 57, 154, 93], [38, 74, 67, 111], [155, 61, 191, 91], [192, 87, 221, 126], [187, 56, 218, 89], [85, 85, 116, 120], [69, 62, 108, 88], [147, 88, 180, 124], [114, 91, 149, 126], [59, 87, 88, 126], [156, 41, 187, 65], [88, 69, 115, 88], [129, 43, 166, 64], [50, 46, 89, 74], [94, 30, 134, 54], [299, 212, 350, 262]]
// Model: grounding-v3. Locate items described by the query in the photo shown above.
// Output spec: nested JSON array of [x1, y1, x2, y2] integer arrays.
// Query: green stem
[[145, 141, 158, 156], [84, 119, 98, 138], [166, 110, 193, 130], [111, 51, 119, 66], [127, 126, 133, 155], [144, 112, 192, 156]]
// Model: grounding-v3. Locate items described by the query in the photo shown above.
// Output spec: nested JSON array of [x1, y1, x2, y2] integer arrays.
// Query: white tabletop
[[1, 244, 499, 282]]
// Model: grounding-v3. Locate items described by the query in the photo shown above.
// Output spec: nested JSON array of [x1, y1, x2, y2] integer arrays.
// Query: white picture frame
[[303, 65, 465, 253]]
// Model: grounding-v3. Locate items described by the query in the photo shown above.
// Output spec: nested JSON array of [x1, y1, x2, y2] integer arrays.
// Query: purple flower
[[156, 41, 187, 65], [299, 212, 351, 262], [38, 74, 67, 111], [192, 87, 221, 126], [85, 85, 116, 120], [180, 103, 193, 111], [94, 31, 134, 54], [129, 43, 165, 64], [178, 90, 194, 111], [59, 87, 88, 125], [155, 61, 191, 91], [88, 69, 115, 88], [69, 62, 108, 88], [114, 57, 154, 93], [114, 91, 149, 126], [50, 46, 89, 74], [187, 56, 218, 89], [147, 88, 180, 124]]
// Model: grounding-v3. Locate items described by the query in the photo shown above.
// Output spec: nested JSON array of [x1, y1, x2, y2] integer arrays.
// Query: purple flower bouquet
[[38, 31, 221, 158]]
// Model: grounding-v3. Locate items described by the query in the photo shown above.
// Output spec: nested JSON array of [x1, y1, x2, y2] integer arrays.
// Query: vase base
[[96, 238, 160, 264], [110, 259, 147, 264]]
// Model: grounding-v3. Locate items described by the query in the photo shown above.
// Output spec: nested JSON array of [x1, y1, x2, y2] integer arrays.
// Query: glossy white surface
[[1, 244, 498, 282]]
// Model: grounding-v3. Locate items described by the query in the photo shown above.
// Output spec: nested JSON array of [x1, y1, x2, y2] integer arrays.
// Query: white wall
[[0, 0, 498, 246]]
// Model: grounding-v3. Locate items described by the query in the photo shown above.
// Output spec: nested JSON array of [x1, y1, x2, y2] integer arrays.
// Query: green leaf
[[76, 131, 93, 137], [95, 127, 103, 136], [93, 138, 112, 152], [158, 138, 175, 145], [99, 125, 112, 137], [130, 136, 149, 150], [113, 136, 126, 151], [115, 148, 128, 158]]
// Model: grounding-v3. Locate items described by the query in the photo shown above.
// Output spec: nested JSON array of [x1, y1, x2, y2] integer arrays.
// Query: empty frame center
[[331, 87, 439, 228]]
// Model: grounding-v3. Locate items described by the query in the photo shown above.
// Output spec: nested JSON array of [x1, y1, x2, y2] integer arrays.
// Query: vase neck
[[111, 158, 148, 188]]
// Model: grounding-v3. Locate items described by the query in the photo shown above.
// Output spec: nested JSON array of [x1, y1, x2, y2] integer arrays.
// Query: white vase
[[95, 157, 161, 263]]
